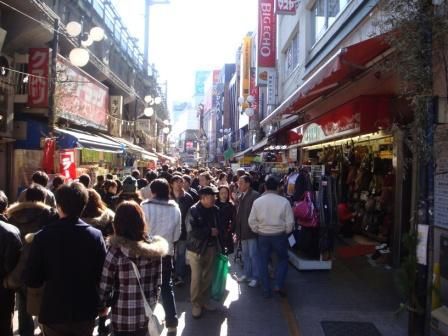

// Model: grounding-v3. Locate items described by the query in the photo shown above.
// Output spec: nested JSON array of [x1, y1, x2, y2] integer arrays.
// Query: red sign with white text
[[59, 149, 77, 181], [55, 56, 109, 130], [258, 0, 276, 68], [28, 48, 50, 107], [276, 0, 297, 15]]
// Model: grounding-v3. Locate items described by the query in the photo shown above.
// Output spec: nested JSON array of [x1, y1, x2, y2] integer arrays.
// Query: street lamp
[[67, 20, 105, 67], [238, 95, 255, 117], [143, 95, 162, 117]]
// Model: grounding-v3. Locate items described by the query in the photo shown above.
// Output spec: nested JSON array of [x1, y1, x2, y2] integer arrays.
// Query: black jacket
[[216, 201, 236, 255], [0, 220, 22, 282], [186, 203, 220, 255], [173, 191, 195, 241], [25, 217, 106, 324]]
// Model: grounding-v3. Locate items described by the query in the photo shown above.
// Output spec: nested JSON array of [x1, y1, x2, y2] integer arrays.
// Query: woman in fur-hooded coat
[[98, 201, 168, 335]]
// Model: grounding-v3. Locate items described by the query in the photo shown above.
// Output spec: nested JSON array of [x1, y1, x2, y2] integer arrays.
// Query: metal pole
[[48, 18, 59, 133]]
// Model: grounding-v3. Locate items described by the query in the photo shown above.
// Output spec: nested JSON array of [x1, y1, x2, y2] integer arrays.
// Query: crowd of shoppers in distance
[[0, 165, 295, 336]]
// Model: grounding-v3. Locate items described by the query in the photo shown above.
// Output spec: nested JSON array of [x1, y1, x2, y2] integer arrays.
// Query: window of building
[[284, 32, 300, 78], [311, 0, 349, 43]]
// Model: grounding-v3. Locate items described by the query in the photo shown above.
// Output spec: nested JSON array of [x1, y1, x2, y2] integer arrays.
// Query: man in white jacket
[[248, 175, 294, 298], [141, 178, 181, 336]]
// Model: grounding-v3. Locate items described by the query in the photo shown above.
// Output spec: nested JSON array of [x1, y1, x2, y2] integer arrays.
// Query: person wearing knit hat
[[117, 176, 142, 206]]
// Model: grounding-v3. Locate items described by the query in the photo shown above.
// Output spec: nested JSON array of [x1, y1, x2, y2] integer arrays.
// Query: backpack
[[293, 192, 319, 228]]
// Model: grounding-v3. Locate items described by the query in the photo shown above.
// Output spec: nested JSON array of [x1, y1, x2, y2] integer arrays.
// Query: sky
[[112, 0, 258, 108]]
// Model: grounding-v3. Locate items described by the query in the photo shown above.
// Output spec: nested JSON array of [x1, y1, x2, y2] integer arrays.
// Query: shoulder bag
[[129, 260, 163, 336]]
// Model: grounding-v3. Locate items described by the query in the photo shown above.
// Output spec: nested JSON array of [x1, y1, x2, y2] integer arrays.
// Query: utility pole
[[48, 18, 59, 133]]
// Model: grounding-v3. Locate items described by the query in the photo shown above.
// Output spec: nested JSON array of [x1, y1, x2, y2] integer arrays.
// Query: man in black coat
[[25, 183, 106, 336], [186, 186, 220, 319], [0, 191, 22, 336]]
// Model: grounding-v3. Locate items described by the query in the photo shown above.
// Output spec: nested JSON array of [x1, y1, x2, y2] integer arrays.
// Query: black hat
[[198, 186, 219, 196]]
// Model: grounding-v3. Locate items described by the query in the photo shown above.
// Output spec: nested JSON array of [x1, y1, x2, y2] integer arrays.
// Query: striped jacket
[[141, 198, 181, 256]]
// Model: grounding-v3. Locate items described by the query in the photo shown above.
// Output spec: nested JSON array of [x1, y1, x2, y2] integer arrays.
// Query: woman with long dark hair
[[216, 185, 236, 255], [98, 201, 168, 336], [81, 189, 115, 237]]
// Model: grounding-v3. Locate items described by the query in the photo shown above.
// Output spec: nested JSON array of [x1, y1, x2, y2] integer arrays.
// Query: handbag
[[293, 192, 319, 228], [211, 253, 229, 301], [129, 260, 163, 336]]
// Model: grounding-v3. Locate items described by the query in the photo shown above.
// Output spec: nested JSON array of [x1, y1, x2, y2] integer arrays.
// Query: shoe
[[167, 326, 177, 336], [192, 305, 202, 318], [202, 301, 218, 312], [375, 243, 388, 250], [248, 279, 258, 288], [174, 276, 184, 287], [237, 275, 248, 283]]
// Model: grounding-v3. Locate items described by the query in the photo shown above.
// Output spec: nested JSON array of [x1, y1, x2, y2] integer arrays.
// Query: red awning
[[260, 33, 391, 126]]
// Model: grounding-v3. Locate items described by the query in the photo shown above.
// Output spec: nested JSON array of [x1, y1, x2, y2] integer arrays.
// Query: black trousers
[[0, 286, 15, 336]]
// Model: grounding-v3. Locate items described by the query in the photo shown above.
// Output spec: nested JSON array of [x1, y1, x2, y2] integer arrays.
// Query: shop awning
[[156, 152, 177, 164], [56, 127, 123, 153], [234, 147, 253, 159], [102, 135, 158, 161], [260, 33, 391, 127], [252, 138, 269, 153]]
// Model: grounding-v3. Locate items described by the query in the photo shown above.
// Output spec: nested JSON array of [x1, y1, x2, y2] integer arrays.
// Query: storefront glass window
[[311, 0, 349, 44]]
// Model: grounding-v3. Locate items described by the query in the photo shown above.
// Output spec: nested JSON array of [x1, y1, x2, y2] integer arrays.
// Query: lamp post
[[238, 95, 256, 149], [66, 20, 105, 67]]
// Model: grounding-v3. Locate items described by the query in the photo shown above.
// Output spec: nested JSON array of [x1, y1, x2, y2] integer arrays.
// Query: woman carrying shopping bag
[[98, 201, 168, 336]]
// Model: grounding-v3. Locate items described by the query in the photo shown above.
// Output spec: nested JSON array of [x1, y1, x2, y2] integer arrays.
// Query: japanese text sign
[[28, 48, 50, 108], [59, 149, 77, 180]]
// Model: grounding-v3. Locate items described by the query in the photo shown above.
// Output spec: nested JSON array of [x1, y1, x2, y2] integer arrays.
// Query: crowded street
[[0, 0, 448, 335]]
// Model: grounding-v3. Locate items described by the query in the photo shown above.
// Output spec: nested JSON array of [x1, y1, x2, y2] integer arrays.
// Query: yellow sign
[[240, 36, 251, 99]]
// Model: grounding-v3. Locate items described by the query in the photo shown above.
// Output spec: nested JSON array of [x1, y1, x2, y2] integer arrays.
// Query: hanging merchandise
[[42, 138, 55, 174], [293, 191, 319, 228]]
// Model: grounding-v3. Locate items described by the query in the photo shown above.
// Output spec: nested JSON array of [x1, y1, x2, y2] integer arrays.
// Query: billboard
[[55, 56, 109, 130], [258, 0, 276, 68], [28, 48, 50, 108], [195, 70, 211, 96], [275, 0, 297, 15]]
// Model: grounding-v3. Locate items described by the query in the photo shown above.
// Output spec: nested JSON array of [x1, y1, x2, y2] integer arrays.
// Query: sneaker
[[174, 276, 184, 287], [248, 279, 258, 288], [167, 326, 177, 336], [192, 305, 202, 318], [202, 301, 218, 312], [236, 275, 248, 283]]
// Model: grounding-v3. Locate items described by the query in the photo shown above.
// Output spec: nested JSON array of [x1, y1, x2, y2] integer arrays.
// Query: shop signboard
[[109, 96, 123, 137], [28, 48, 50, 108], [267, 70, 277, 105], [55, 56, 109, 130], [275, 0, 297, 15], [250, 67, 259, 112], [258, 0, 276, 68], [240, 36, 251, 98], [59, 149, 77, 180]]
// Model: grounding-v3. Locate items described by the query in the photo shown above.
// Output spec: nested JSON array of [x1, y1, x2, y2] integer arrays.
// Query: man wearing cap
[[186, 186, 220, 318]]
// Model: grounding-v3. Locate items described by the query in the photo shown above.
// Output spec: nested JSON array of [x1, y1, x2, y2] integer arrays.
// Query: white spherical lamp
[[163, 127, 170, 134], [90, 27, 105, 42], [66, 21, 82, 37], [247, 95, 255, 104], [69, 48, 89, 67], [144, 95, 153, 103], [238, 96, 245, 105], [163, 119, 170, 126], [245, 107, 255, 117], [154, 97, 162, 105], [144, 107, 154, 117], [81, 35, 94, 47]]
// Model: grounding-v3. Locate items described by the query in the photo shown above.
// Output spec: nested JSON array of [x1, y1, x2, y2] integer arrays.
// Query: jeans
[[0, 286, 15, 336], [174, 240, 187, 279], [258, 234, 289, 294], [161, 256, 178, 328], [241, 238, 259, 280], [17, 288, 34, 336], [42, 320, 95, 336]]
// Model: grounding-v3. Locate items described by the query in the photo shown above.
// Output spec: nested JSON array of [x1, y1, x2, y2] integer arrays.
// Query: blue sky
[[113, 0, 257, 106]]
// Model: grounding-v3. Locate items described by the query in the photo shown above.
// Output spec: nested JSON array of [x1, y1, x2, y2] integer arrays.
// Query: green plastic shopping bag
[[211, 253, 229, 301]]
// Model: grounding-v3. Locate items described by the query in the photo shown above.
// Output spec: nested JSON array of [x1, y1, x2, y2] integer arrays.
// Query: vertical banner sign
[[275, 0, 297, 15], [267, 71, 277, 105], [28, 48, 50, 107], [258, 0, 276, 68], [250, 67, 259, 112], [240, 36, 251, 99], [59, 149, 77, 181]]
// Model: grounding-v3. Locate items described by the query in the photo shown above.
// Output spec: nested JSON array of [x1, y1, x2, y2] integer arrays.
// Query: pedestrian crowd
[[0, 164, 295, 336]]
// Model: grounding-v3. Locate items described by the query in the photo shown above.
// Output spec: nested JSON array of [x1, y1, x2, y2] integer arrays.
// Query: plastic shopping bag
[[211, 253, 229, 301]]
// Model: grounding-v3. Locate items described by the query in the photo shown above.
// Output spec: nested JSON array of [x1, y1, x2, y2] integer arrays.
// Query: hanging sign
[[275, 0, 297, 15], [28, 48, 50, 108], [59, 149, 77, 180], [42, 138, 55, 174], [258, 0, 276, 68]]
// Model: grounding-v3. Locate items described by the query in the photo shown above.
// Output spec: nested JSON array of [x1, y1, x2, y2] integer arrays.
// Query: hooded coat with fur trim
[[81, 208, 115, 237], [99, 235, 168, 333]]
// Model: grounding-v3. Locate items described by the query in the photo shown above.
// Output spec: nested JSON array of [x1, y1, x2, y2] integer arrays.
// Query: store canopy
[[56, 127, 123, 153], [260, 33, 391, 127], [156, 152, 177, 164], [102, 135, 158, 161], [252, 138, 269, 153], [233, 147, 253, 159]]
